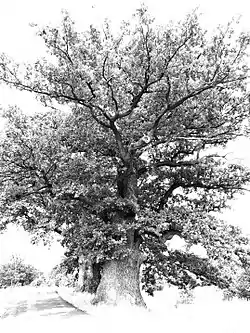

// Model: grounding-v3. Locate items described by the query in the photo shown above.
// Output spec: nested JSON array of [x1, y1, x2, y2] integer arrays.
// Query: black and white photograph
[[0, 0, 250, 332]]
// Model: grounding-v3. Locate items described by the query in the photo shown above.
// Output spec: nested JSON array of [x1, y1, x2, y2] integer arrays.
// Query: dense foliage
[[48, 261, 77, 287], [0, 7, 250, 302], [0, 255, 41, 288]]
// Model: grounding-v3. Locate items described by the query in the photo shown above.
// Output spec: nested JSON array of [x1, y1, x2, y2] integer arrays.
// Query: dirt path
[[0, 288, 86, 320]]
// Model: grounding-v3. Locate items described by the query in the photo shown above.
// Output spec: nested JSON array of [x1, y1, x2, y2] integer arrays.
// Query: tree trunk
[[77, 255, 85, 290], [91, 162, 146, 306], [92, 250, 146, 307], [77, 255, 101, 293]]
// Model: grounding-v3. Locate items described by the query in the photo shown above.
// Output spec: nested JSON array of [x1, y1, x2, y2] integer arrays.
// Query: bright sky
[[0, 224, 64, 273], [0, 0, 250, 270]]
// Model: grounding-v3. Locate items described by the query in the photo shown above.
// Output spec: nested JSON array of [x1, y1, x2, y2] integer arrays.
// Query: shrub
[[0, 255, 41, 288], [48, 262, 77, 288]]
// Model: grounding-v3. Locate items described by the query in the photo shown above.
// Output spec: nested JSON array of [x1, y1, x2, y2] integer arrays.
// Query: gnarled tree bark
[[92, 249, 146, 307], [92, 162, 147, 306]]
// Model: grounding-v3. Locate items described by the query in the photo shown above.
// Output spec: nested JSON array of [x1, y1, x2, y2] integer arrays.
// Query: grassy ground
[[57, 286, 250, 333], [0, 286, 249, 332]]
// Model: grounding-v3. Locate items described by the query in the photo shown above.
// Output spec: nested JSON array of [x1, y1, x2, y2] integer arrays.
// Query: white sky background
[[0, 224, 64, 273], [0, 0, 250, 271]]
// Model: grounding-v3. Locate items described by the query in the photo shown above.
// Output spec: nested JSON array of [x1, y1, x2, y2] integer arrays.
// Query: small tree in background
[[0, 255, 41, 288]]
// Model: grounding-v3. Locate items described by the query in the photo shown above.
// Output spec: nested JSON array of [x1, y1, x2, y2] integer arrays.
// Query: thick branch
[[102, 55, 119, 115], [162, 229, 182, 241], [52, 227, 63, 235], [155, 160, 199, 168], [158, 183, 180, 211], [110, 121, 128, 163], [40, 169, 54, 197], [142, 228, 182, 242]]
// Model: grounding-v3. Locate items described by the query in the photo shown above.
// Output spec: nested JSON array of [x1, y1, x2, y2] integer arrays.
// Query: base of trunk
[[92, 251, 146, 307]]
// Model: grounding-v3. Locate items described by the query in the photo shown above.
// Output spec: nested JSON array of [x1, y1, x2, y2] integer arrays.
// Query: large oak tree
[[1, 7, 250, 306]]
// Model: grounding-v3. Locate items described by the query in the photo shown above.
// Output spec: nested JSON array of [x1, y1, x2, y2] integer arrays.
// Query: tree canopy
[[0, 7, 250, 304]]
